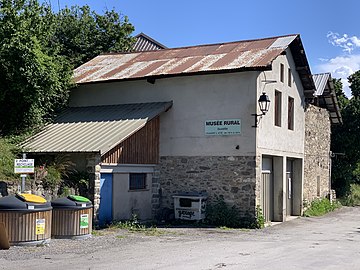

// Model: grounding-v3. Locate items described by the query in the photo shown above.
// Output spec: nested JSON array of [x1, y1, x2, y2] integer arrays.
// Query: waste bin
[[51, 195, 93, 239], [173, 192, 208, 220], [0, 194, 52, 245]]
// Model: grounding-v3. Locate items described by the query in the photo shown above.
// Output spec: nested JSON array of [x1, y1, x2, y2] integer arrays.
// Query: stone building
[[303, 73, 342, 203], [22, 35, 341, 224]]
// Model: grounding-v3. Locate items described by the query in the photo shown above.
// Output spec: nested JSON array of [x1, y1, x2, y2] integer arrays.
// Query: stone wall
[[304, 104, 331, 202], [155, 156, 257, 218]]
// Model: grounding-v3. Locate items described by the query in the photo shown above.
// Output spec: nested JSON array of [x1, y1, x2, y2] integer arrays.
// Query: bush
[[303, 198, 341, 217], [342, 184, 360, 206], [0, 138, 20, 181], [205, 198, 264, 229]]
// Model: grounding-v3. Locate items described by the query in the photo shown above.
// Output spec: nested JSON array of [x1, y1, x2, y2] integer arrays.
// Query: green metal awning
[[21, 102, 172, 155]]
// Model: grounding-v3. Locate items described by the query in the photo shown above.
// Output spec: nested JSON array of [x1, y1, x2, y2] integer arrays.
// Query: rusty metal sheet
[[74, 34, 298, 84], [251, 48, 285, 67]]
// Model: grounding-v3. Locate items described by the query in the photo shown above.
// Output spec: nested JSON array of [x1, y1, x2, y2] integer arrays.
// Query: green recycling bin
[[51, 195, 93, 239]]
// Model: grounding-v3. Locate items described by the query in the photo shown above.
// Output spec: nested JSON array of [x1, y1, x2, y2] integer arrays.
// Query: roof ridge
[[101, 34, 299, 56]]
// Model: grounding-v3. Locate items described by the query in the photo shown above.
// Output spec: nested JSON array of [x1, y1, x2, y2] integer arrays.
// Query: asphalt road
[[1, 206, 360, 270]]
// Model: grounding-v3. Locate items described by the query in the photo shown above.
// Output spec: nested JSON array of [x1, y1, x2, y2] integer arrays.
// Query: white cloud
[[327, 31, 360, 53], [315, 54, 360, 97]]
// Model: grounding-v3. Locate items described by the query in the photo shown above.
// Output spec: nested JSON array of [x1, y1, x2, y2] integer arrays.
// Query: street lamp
[[252, 92, 270, 128]]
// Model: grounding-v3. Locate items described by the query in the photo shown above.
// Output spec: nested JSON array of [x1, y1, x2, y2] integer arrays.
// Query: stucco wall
[[304, 104, 331, 202], [257, 49, 305, 158], [70, 72, 259, 157], [112, 173, 153, 220]]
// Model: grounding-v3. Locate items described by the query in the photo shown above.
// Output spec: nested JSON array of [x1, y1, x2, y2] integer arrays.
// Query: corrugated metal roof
[[312, 73, 342, 125], [74, 35, 298, 84], [133, 32, 167, 51], [313, 73, 330, 96], [21, 102, 172, 155]]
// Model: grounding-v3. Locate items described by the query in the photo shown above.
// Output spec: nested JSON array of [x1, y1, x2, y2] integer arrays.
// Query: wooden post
[[0, 222, 10, 249]]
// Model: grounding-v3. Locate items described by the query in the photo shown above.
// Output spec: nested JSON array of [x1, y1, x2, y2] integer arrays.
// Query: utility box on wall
[[173, 192, 207, 221]]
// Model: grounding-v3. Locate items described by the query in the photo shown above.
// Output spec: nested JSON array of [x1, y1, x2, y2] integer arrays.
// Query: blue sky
[[46, 0, 359, 96]]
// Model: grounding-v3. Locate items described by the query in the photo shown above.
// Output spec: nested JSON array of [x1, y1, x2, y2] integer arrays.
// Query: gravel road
[[1, 206, 360, 270]]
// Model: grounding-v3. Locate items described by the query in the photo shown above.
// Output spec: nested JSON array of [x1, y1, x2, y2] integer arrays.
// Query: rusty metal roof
[[21, 102, 172, 155], [133, 32, 167, 51], [312, 73, 342, 125], [74, 34, 300, 84]]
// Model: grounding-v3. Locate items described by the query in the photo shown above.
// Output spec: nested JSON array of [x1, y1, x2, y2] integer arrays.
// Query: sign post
[[14, 154, 34, 192]]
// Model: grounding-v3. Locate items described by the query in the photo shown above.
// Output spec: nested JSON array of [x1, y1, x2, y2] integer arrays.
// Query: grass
[[303, 197, 341, 217], [109, 215, 167, 236]]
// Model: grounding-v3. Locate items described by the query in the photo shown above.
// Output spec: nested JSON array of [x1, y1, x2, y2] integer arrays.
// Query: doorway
[[261, 157, 274, 222], [99, 173, 113, 226], [286, 159, 294, 216]]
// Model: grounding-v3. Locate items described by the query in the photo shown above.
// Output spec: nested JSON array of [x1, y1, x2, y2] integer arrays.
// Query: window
[[129, 173, 147, 190], [280, 63, 284, 83], [317, 176, 321, 197], [288, 97, 294, 130], [275, 90, 282, 127], [288, 68, 292, 87]]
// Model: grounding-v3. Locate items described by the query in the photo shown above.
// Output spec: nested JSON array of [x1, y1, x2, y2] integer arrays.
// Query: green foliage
[[331, 71, 360, 197], [205, 198, 264, 229], [349, 71, 360, 98], [341, 184, 360, 206], [61, 170, 91, 197], [255, 205, 265, 229], [0, 0, 134, 136], [0, 0, 73, 136], [303, 198, 341, 217], [111, 214, 163, 236], [0, 138, 20, 181], [35, 154, 75, 190], [53, 5, 135, 68]]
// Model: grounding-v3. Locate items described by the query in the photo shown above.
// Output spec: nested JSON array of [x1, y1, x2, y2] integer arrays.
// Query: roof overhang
[[312, 73, 342, 125], [21, 102, 173, 155], [288, 36, 315, 99]]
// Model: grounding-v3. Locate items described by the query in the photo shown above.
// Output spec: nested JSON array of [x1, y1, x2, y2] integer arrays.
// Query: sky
[[46, 0, 359, 96]]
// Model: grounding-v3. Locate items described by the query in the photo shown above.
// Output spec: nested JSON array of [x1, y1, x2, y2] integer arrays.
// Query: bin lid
[[68, 195, 90, 203], [0, 195, 52, 212], [17, 193, 47, 203], [173, 191, 208, 198], [51, 196, 92, 209]]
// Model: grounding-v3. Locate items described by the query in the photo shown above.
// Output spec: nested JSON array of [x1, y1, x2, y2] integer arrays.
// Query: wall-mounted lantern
[[252, 92, 270, 128]]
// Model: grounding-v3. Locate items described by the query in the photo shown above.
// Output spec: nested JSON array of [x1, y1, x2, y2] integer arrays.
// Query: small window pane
[[129, 173, 147, 190], [280, 64, 284, 83]]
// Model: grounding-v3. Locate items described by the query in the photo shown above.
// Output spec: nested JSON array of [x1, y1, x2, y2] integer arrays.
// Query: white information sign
[[14, 159, 35, 174], [205, 119, 241, 136]]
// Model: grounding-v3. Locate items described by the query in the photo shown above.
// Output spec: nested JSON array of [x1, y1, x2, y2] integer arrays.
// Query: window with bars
[[275, 90, 282, 127], [129, 173, 147, 190], [288, 97, 294, 130]]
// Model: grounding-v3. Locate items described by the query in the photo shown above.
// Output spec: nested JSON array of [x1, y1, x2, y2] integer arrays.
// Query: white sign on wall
[[205, 119, 241, 136], [14, 159, 35, 174]]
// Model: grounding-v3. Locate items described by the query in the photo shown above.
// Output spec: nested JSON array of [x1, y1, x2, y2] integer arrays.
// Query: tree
[[0, 1, 135, 136], [331, 72, 360, 197], [0, 0, 73, 136], [349, 71, 360, 98], [52, 5, 135, 68]]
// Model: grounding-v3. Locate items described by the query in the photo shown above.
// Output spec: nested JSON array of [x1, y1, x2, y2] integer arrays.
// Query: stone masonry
[[155, 156, 257, 218], [304, 104, 331, 202]]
